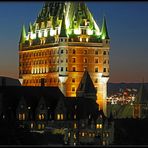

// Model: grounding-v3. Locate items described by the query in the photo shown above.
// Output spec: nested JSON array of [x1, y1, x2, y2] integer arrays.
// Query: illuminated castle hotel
[[19, 2, 110, 113]]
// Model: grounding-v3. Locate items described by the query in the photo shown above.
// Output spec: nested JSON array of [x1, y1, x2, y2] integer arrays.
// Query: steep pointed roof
[[33, 2, 101, 36], [101, 16, 109, 39], [59, 15, 67, 37], [19, 25, 26, 43], [28, 23, 33, 32], [36, 2, 65, 23], [135, 83, 148, 104], [76, 71, 96, 96]]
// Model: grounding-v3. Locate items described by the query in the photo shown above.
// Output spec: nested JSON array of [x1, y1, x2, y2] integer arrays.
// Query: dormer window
[[57, 114, 64, 120]]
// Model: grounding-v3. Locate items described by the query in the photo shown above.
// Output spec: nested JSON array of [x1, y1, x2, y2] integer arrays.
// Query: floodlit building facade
[[19, 2, 110, 113]]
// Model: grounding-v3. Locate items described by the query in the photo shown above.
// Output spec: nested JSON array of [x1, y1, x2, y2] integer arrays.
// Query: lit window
[[57, 114, 60, 120], [74, 114, 76, 119], [42, 124, 45, 129], [74, 123, 77, 128], [38, 124, 41, 130], [31, 123, 34, 129], [41, 114, 44, 120], [89, 133, 91, 137], [75, 105, 77, 109], [74, 133, 76, 139], [39, 114, 42, 120], [61, 114, 64, 120], [100, 124, 102, 128], [106, 133, 109, 137], [84, 50, 87, 54], [96, 124, 99, 129], [84, 58, 87, 63], [82, 132, 85, 137], [103, 140, 106, 145], [68, 132, 70, 138]]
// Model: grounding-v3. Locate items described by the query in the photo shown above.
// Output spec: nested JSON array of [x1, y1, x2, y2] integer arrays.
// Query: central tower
[[19, 2, 110, 114]]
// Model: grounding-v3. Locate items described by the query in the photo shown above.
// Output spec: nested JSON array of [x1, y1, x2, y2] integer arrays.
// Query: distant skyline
[[0, 2, 148, 83]]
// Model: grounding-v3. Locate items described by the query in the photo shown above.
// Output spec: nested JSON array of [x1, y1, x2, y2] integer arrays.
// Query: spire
[[59, 14, 67, 37], [19, 25, 26, 44], [101, 16, 109, 39], [76, 71, 97, 98], [28, 22, 33, 33]]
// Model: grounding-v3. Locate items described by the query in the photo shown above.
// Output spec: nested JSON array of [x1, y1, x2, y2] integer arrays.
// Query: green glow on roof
[[20, 25, 26, 43]]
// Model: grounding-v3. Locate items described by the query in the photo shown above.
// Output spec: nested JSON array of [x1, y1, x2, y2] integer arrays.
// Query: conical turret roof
[[101, 16, 109, 39], [19, 25, 26, 44]]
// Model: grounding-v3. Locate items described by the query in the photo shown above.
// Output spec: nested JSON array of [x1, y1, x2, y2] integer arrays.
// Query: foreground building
[[19, 2, 110, 113], [0, 71, 114, 146]]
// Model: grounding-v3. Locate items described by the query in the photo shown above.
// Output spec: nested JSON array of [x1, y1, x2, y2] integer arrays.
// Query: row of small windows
[[95, 67, 109, 73], [20, 50, 109, 59], [20, 50, 67, 59], [79, 132, 96, 137], [23, 78, 59, 84], [20, 67, 109, 75], [20, 59, 109, 67], [20, 59, 68, 66]]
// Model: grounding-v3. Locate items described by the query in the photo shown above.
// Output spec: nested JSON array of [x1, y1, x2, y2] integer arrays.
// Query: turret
[[101, 16, 109, 40]]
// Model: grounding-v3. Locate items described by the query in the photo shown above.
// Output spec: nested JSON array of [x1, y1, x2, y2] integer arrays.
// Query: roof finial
[[101, 15, 109, 40], [19, 24, 26, 44]]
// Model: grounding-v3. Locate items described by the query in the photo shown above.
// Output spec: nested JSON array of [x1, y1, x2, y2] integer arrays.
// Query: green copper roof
[[21, 2, 110, 43], [101, 16, 109, 39], [34, 2, 101, 35], [20, 25, 26, 43]]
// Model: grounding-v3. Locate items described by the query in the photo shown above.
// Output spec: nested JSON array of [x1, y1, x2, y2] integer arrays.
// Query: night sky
[[0, 2, 148, 83]]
